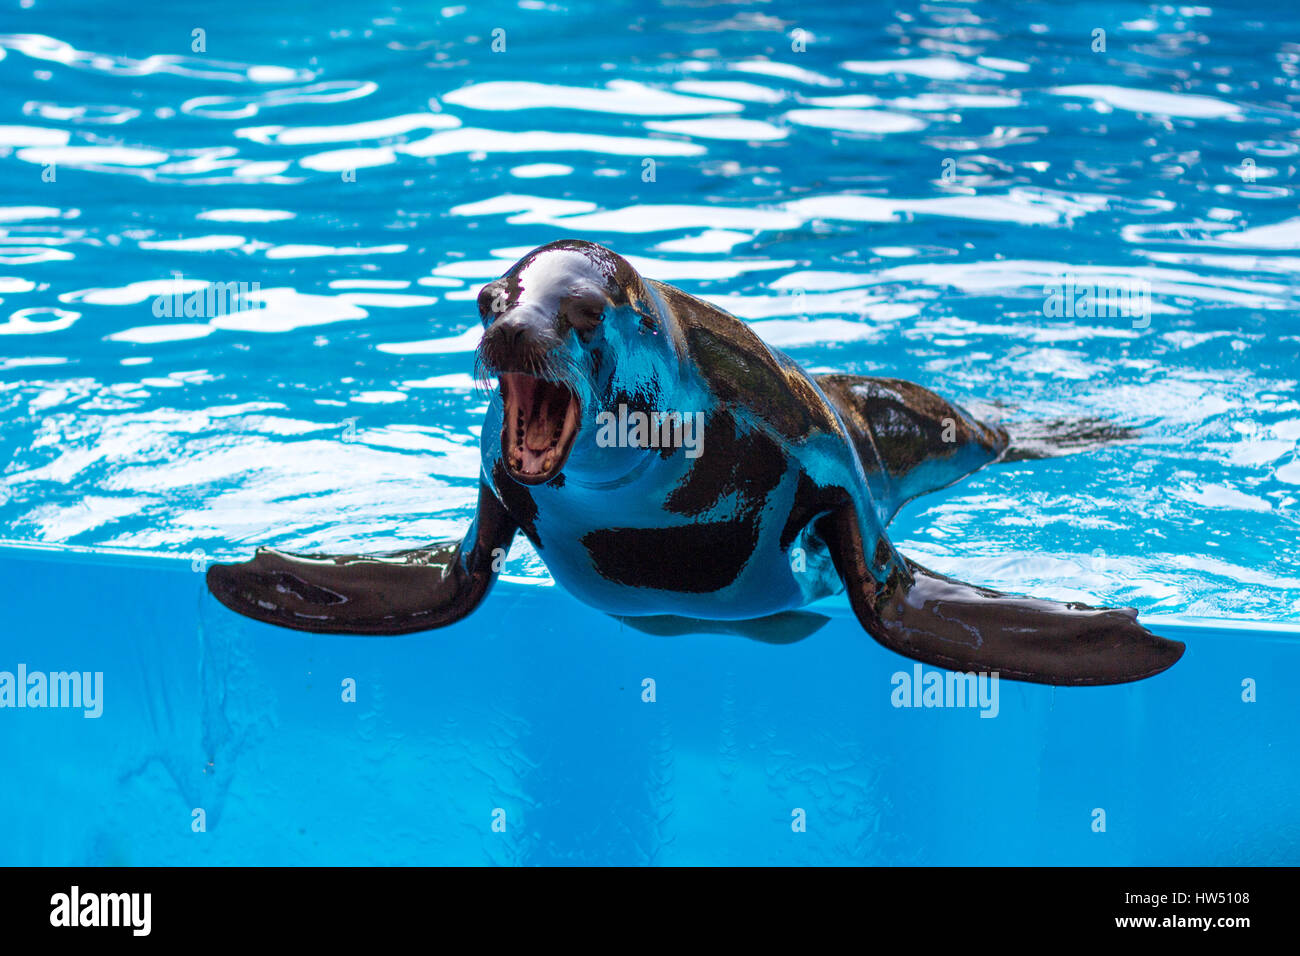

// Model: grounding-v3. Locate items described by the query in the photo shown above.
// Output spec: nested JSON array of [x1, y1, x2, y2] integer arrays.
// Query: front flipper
[[206, 482, 517, 635], [821, 508, 1184, 685]]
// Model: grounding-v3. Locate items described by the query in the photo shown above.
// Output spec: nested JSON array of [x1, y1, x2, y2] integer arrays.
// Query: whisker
[[474, 328, 596, 406]]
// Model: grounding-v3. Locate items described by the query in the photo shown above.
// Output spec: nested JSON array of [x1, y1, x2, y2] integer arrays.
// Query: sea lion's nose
[[496, 313, 550, 353], [484, 308, 558, 369], [496, 316, 527, 350]]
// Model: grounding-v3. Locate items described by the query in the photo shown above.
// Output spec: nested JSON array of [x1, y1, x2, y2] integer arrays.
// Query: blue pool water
[[1, 546, 1297, 865], [0, 0, 1297, 864]]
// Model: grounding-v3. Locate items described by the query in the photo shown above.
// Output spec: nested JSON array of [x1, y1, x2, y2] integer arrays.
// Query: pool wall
[[0, 545, 1295, 865]]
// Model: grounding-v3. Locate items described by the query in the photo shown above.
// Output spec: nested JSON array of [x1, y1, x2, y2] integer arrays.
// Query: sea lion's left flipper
[[206, 482, 516, 635], [821, 507, 1184, 685]]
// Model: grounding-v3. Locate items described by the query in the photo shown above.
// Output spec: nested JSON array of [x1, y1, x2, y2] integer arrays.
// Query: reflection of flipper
[[617, 611, 830, 645], [821, 506, 1184, 685], [206, 483, 516, 635]]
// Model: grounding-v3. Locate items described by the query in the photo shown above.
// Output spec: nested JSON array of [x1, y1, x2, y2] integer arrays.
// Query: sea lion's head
[[475, 240, 675, 485]]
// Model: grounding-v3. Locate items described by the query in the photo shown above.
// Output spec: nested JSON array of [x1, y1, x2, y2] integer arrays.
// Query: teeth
[[502, 376, 575, 477]]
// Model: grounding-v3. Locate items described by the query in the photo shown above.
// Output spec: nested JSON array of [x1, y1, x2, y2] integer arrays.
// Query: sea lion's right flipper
[[206, 482, 517, 635], [820, 506, 1185, 686]]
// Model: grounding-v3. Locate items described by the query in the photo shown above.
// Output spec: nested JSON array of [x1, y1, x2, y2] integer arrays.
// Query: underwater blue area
[[2, 547, 1297, 865], [0, 0, 1297, 863]]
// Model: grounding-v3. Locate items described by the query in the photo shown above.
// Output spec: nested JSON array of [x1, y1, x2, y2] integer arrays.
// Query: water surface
[[0, 0, 1297, 621]]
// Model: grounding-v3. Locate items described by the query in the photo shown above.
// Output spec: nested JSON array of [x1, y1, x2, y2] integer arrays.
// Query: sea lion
[[206, 240, 1184, 685]]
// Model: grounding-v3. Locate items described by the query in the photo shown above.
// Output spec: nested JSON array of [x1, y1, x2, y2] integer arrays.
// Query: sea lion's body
[[483, 279, 841, 619], [208, 241, 1185, 686], [480, 278, 998, 621]]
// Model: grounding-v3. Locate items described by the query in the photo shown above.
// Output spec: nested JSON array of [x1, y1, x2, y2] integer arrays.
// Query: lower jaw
[[498, 373, 580, 485], [503, 436, 571, 484], [501, 412, 578, 485]]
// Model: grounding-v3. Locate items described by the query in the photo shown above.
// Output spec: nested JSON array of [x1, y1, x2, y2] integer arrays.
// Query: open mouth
[[500, 372, 581, 484]]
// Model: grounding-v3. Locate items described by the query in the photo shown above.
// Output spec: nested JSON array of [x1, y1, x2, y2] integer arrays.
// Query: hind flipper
[[820, 506, 1184, 685], [957, 397, 1141, 462], [998, 418, 1140, 462], [205, 483, 517, 635]]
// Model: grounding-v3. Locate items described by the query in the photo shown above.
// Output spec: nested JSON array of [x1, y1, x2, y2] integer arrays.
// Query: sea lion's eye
[[565, 291, 607, 333]]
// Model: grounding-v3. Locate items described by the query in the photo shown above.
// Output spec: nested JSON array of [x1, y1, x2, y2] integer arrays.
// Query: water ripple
[[0, 0, 1296, 621]]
